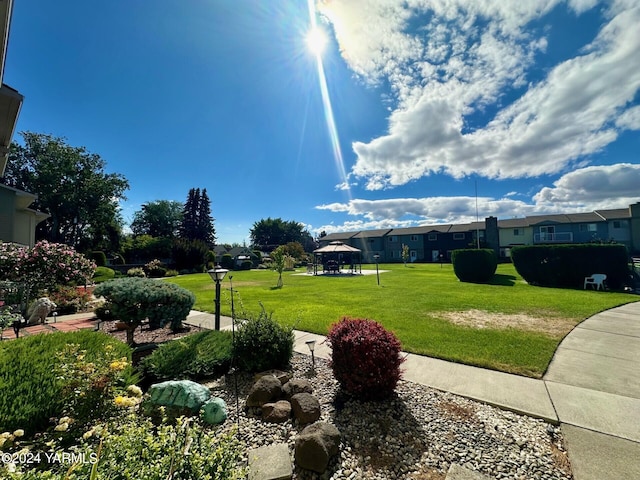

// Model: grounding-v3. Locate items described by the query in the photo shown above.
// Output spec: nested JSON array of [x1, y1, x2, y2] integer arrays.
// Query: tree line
[[1, 132, 316, 267]]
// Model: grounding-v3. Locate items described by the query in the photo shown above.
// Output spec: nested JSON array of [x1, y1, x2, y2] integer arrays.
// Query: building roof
[[351, 229, 393, 239]]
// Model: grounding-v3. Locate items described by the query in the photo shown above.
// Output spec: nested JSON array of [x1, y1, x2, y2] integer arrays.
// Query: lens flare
[[307, 0, 350, 195]]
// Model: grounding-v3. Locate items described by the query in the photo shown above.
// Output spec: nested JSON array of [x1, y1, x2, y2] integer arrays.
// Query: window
[[428, 233, 437, 241], [579, 223, 597, 232], [453, 233, 465, 240], [513, 229, 521, 236], [410, 235, 419, 242], [389, 235, 397, 242]]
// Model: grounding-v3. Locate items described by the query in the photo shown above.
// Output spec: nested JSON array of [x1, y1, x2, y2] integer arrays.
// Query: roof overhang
[[0, 83, 22, 176]]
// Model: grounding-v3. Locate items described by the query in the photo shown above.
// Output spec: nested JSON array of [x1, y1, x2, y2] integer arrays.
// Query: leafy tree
[[271, 246, 286, 288], [282, 241, 306, 260], [179, 188, 216, 245], [131, 200, 183, 238], [250, 218, 315, 251], [401, 244, 410, 266], [2, 132, 129, 248]]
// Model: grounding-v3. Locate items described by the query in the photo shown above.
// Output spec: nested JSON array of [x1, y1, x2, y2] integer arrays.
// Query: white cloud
[[533, 163, 640, 207], [316, 163, 640, 233], [319, 1, 640, 189]]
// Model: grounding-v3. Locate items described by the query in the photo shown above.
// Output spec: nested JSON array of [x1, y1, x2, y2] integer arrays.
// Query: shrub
[[144, 259, 167, 278], [95, 302, 116, 321], [111, 253, 126, 265], [127, 267, 146, 277], [2, 415, 245, 479], [511, 244, 630, 289], [93, 266, 115, 283], [94, 278, 195, 344], [234, 307, 294, 372], [164, 269, 179, 277], [240, 260, 253, 270], [220, 253, 234, 270], [327, 317, 404, 400], [142, 330, 233, 380], [451, 249, 497, 283], [0, 241, 95, 295], [172, 238, 209, 271], [47, 286, 91, 314], [91, 250, 107, 267], [0, 330, 132, 434]]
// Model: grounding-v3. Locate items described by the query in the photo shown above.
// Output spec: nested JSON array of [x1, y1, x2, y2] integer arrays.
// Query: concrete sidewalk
[[188, 303, 640, 479]]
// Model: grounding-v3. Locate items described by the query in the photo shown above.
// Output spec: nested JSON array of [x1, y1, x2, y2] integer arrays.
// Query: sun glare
[[306, 26, 328, 57]]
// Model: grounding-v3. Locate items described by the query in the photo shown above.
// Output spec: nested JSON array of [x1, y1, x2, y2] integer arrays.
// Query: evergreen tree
[[179, 187, 215, 246]]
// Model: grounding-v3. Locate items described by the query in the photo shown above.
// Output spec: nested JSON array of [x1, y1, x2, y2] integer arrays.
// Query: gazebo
[[312, 241, 362, 275]]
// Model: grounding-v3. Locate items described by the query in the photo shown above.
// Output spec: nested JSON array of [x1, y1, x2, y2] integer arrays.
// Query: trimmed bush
[[451, 249, 498, 283], [141, 330, 233, 380], [511, 244, 630, 289], [327, 317, 404, 400], [220, 253, 234, 270], [0, 330, 132, 434], [240, 260, 253, 270], [91, 250, 107, 267], [93, 266, 116, 283], [164, 269, 179, 277], [127, 267, 146, 277], [144, 259, 168, 278], [94, 278, 195, 344], [234, 308, 294, 372]]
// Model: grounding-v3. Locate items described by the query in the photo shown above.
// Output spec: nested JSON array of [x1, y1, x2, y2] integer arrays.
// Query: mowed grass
[[167, 263, 635, 378]]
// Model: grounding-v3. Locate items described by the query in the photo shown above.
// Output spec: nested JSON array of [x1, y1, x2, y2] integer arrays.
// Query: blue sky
[[6, 0, 640, 245]]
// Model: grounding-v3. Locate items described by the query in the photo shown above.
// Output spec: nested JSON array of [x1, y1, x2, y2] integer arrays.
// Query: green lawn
[[167, 263, 636, 378]]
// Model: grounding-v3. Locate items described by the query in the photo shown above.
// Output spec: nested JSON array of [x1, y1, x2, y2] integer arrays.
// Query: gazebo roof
[[313, 241, 361, 254]]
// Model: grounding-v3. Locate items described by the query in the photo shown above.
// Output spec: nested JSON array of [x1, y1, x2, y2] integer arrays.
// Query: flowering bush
[[327, 317, 405, 400], [0, 241, 95, 296], [47, 286, 91, 314]]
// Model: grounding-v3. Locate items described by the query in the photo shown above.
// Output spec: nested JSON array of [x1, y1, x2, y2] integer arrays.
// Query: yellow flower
[[82, 429, 94, 440], [105, 345, 113, 351], [59, 416, 72, 425], [114, 396, 127, 406], [109, 360, 128, 371], [12, 429, 24, 438]]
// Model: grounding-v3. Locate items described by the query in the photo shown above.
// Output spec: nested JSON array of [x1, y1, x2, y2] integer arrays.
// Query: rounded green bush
[[451, 249, 497, 283], [234, 309, 294, 372], [327, 317, 404, 400], [93, 266, 116, 283]]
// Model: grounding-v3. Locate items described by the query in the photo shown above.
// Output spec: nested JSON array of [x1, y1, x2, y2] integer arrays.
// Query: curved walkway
[[190, 302, 640, 479]]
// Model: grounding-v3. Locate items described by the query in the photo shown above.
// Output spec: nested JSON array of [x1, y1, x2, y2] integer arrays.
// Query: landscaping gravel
[[204, 353, 573, 480]]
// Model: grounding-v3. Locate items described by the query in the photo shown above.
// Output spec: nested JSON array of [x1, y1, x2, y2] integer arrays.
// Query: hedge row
[[510, 244, 630, 289]]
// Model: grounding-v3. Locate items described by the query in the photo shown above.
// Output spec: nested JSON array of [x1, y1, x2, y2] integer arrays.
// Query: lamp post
[[305, 339, 316, 370], [373, 254, 380, 286], [208, 265, 229, 330]]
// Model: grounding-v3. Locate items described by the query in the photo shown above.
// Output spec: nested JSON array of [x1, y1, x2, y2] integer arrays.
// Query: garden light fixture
[[373, 254, 380, 286], [208, 265, 228, 330], [305, 339, 316, 369]]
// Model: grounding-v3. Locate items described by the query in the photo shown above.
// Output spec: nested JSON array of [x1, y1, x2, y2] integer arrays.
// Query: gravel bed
[[204, 353, 572, 480]]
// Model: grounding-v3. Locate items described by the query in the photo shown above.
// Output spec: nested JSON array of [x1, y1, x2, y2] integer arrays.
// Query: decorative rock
[[148, 380, 211, 413], [295, 422, 341, 473], [254, 369, 292, 385], [247, 375, 283, 407], [201, 397, 227, 425], [290, 393, 321, 425], [447, 463, 492, 480], [248, 443, 293, 480], [262, 400, 292, 423], [27, 297, 56, 325], [283, 378, 313, 399]]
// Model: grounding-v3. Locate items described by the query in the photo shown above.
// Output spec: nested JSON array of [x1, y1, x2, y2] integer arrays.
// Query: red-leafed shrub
[[327, 317, 404, 400]]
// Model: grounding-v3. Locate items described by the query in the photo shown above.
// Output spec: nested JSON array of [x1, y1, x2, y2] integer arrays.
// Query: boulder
[[27, 298, 56, 325], [246, 375, 283, 407], [291, 393, 320, 425], [254, 369, 292, 385], [262, 400, 292, 423], [148, 380, 211, 414], [295, 422, 341, 473], [201, 397, 227, 425], [282, 378, 313, 399]]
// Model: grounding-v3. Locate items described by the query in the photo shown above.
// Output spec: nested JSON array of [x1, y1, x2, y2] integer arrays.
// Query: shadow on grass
[[489, 274, 517, 286]]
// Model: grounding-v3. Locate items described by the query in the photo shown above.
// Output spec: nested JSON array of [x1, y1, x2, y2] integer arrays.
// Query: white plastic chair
[[584, 274, 607, 291]]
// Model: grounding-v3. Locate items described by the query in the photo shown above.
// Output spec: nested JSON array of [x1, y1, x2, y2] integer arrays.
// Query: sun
[[306, 26, 328, 57]]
